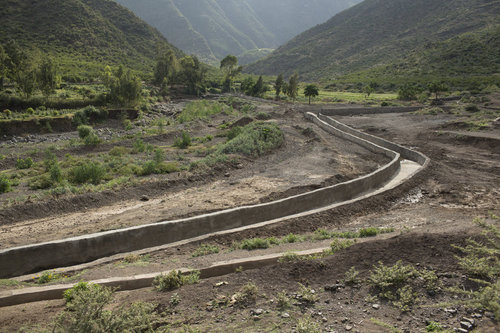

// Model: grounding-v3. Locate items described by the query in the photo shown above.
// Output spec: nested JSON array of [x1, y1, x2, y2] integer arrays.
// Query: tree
[[220, 55, 242, 92], [0, 44, 6, 90], [251, 76, 267, 98], [154, 49, 178, 86], [428, 81, 448, 100], [397, 84, 419, 101], [304, 84, 319, 104], [4, 41, 39, 98], [287, 73, 299, 101], [363, 85, 374, 97], [275, 74, 284, 100], [180, 56, 205, 96], [105, 65, 142, 106], [38, 58, 59, 98], [240, 77, 255, 95]]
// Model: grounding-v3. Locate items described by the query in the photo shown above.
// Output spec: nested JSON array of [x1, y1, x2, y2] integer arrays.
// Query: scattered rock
[[140, 195, 149, 201], [462, 317, 475, 326], [325, 284, 344, 292], [251, 309, 264, 316], [460, 321, 473, 330], [214, 281, 228, 287], [281, 312, 290, 318], [372, 304, 380, 310], [345, 325, 353, 331]]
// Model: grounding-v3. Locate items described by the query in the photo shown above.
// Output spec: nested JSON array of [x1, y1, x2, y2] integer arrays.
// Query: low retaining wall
[[0, 113, 424, 278], [318, 106, 421, 116]]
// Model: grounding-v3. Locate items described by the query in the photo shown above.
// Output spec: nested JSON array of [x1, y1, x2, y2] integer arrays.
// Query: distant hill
[[115, 0, 361, 65], [0, 0, 181, 78], [246, 0, 500, 82]]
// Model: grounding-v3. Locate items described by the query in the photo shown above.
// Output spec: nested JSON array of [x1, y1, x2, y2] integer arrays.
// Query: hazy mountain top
[[246, 0, 500, 79], [115, 0, 361, 65]]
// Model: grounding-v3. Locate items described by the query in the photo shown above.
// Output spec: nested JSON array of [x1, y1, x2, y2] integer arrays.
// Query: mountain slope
[[246, 0, 500, 80], [115, 0, 361, 65], [0, 0, 180, 77]]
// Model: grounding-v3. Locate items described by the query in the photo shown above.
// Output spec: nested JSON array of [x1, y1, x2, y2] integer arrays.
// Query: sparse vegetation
[[192, 244, 220, 257], [153, 270, 200, 292]]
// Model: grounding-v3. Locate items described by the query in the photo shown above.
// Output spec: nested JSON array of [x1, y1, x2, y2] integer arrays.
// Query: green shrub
[[359, 227, 380, 237], [226, 126, 242, 140], [255, 112, 271, 120], [297, 283, 319, 304], [57, 283, 158, 332], [283, 233, 302, 243], [132, 138, 146, 153], [343, 266, 361, 286], [465, 104, 480, 113], [219, 122, 284, 157], [29, 174, 54, 190], [26, 107, 35, 114], [70, 162, 106, 185], [276, 291, 292, 310], [296, 316, 321, 333], [77, 125, 93, 139], [0, 174, 11, 193], [35, 271, 62, 284], [426, 321, 444, 332], [153, 270, 200, 292], [123, 119, 132, 130], [109, 146, 129, 156], [177, 100, 227, 123], [369, 261, 418, 290], [239, 238, 270, 250], [174, 131, 192, 149], [83, 132, 101, 146], [16, 157, 34, 169], [49, 163, 63, 183]]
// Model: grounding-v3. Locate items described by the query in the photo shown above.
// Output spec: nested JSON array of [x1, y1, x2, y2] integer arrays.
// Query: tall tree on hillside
[[241, 76, 255, 95], [38, 58, 59, 98], [154, 49, 178, 86], [275, 73, 284, 100], [180, 56, 205, 96], [304, 84, 319, 104], [104, 65, 143, 106], [220, 55, 242, 93], [287, 73, 299, 101]]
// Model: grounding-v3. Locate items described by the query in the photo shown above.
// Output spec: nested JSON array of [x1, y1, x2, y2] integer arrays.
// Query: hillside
[[246, 0, 500, 81], [115, 0, 361, 65], [0, 0, 180, 78]]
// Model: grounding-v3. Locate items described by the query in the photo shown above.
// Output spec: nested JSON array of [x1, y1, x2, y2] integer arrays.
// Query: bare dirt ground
[[1, 98, 499, 332]]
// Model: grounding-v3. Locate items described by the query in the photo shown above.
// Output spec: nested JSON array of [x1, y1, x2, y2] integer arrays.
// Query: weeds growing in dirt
[[232, 282, 259, 307], [0, 174, 11, 193], [16, 157, 34, 169], [276, 291, 292, 310], [296, 315, 321, 333], [343, 266, 361, 286], [330, 238, 355, 253], [297, 283, 319, 304], [56, 283, 158, 332], [191, 244, 220, 257], [448, 215, 500, 320], [174, 131, 192, 149]]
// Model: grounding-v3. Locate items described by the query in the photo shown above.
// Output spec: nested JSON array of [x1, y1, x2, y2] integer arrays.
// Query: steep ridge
[[246, 0, 500, 80], [0, 0, 180, 76], [115, 0, 361, 65]]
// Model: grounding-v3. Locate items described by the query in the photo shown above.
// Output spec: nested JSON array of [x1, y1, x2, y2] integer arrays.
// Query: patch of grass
[[0, 279, 21, 287], [255, 112, 271, 120], [153, 270, 200, 292], [69, 161, 106, 185], [177, 100, 230, 123], [34, 271, 64, 284], [219, 122, 284, 157], [370, 318, 403, 333], [238, 237, 270, 250], [297, 283, 319, 304], [314, 227, 394, 240], [109, 146, 130, 156], [16, 157, 34, 169], [278, 252, 302, 263], [330, 238, 355, 253], [369, 261, 418, 291], [192, 244, 220, 257]]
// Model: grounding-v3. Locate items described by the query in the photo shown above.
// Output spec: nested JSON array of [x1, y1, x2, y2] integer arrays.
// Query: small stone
[[460, 322, 473, 330], [252, 308, 264, 316], [140, 195, 149, 201], [444, 308, 457, 315], [224, 173, 230, 177], [322, 317, 328, 322], [281, 312, 290, 318], [341, 317, 349, 323], [472, 313, 482, 319], [457, 329, 468, 333], [462, 317, 475, 326], [345, 325, 353, 331], [372, 304, 380, 309], [252, 315, 260, 321]]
